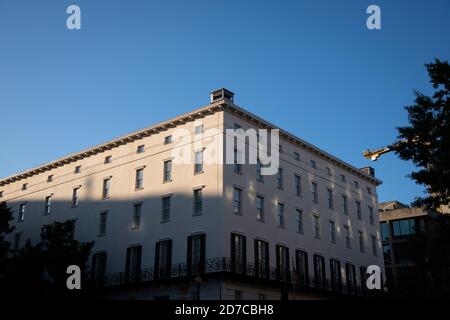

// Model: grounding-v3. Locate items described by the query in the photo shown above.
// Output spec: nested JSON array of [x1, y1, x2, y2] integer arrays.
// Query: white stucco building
[[0, 89, 383, 299]]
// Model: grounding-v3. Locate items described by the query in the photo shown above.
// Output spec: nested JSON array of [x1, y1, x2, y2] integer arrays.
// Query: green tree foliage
[[394, 59, 450, 210]]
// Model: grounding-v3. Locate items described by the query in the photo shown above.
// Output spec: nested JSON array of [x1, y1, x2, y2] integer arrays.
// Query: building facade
[[0, 89, 383, 299]]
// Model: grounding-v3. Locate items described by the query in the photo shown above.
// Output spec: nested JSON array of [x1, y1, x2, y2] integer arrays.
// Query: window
[[0, 191, 3, 198], [44, 195, 52, 215], [125, 245, 142, 283], [297, 209, 304, 233], [371, 235, 378, 257], [344, 225, 351, 248], [195, 124, 203, 135], [342, 194, 348, 215], [47, 175, 53, 182], [279, 144, 283, 154], [91, 251, 107, 284], [137, 144, 145, 154], [354, 181, 359, 188], [327, 188, 333, 209], [256, 195, 264, 221], [104, 155, 112, 164], [133, 203, 142, 229], [295, 250, 309, 286], [193, 189, 203, 216], [161, 196, 171, 222], [22, 183, 28, 191], [258, 293, 267, 300], [135, 168, 144, 190], [164, 135, 172, 145], [233, 187, 242, 215], [346, 263, 357, 295], [102, 178, 111, 199], [313, 215, 320, 239], [98, 211, 107, 235], [358, 231, 365, 253], [276, 245, 290, 282], [330, 220, 336, 243], [310, 160, 316, 169], [367, 187, 372, 195], [341, 174, 346, 183], [311, 182, 318, 203], [254, 239, 269, 278], [187, 234, 205, 275], [276, 168, 284, 189], [72, 187, 80, 207], [294, 152, 300, 161], [383, 244, 391, 263], [392, 219, 416, 238], [233, 148, 242, 174], [194, 150, 203, 174], [381, 222, 389, 241], [277, 202, 285, 227], [74, 165, 81, 174], [313, 255, 326, 289], [330, 259, 342, 292], [231, 233, 246, 274], [356, 201, 362, 220], [163, 160, 172, 182], [256, 159, 264, 182], [369, 206, 374, 225], [13, 232, 21, 251], [234, 290, 243, 300], [326, 167, 332, 176], [294, 175, 302, 197], [155, 240, 172, 279]]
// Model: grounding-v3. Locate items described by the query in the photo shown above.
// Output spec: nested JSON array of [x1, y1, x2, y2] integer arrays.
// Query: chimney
[[360, 166, 375, 177], [210, 88, 234, 103]]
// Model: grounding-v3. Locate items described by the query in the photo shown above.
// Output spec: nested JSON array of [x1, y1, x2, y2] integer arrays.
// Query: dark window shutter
[[187, 236, 193, 276], [199, 234, 205, 274], [242, 235, 247, 275], [91, 253, 97, 280], [275, 245, 280, 280], [124, 247, 131, 282], [265, 242, 270, 279], [136, 245, 142, 281], [254, 240, 259, 277], [154, 242, 160, 279], [230, 233, 236, 273], [167, 240, 172, 277], [285, 247, 290, 282]]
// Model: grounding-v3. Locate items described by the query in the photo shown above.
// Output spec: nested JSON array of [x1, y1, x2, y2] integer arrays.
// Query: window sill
[[234, 212, 243, 216], [257, 218, 265, 223], [163, 180, 172, 184], [135, 187, 144, 191], [131, 226, 140, 230], [297, 231, 304, 235], [194, 171, 204, 176], [98, 233, 106, 237], [193, 213, 203, 217], [101, 197, 110, 201], [161, 220, 170, 224], [278, 225, 285, 229]]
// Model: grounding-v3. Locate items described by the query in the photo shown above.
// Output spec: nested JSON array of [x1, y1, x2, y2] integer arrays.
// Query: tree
[[0, 203, 14, 281], [394, 59, 450, 210]]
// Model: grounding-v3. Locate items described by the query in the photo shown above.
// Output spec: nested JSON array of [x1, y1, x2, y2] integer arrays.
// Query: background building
[[0, 89, 384, 299]]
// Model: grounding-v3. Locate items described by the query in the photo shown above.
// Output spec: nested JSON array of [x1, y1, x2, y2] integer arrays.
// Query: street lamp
[[194, 275, 202, 300]]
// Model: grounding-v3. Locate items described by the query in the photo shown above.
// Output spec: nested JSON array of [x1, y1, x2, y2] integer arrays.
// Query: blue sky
[[0, 0, 449, 204]]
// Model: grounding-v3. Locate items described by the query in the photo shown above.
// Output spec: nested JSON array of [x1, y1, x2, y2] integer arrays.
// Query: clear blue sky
[[0, 0, 449, 205]]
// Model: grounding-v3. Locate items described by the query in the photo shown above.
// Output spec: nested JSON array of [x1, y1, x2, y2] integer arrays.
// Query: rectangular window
[[330, 259, 342, 292], [381, 222, 389, 241], [47, 175, 53, 182], [74, 165, 81, 174], [354, 181, 359, 188], [341, 174, 346, 183], [194, 150, 203, 174], [294, 152, 300, 161], [311, 182, 318, 203], [72, 187, 80, 207], [371, 235, 378, 257], [125, 245, 142, 283], [254, 239, 269, 278], [358, 231, 365, 253], [367, 187, 372, 195], [346, 263, 357, 295], [297, 209, 304, 233], [327, 188, 333, 209], [234, 148, 242, 174], [0, 191, 3, 198], [99, 211, 107, 235], [294, 175, 302, 197], [277, 202, 285, 227], [137, 144, 145, 154], [91, 251, 107, 284], [276, 168, 283, 189], [161, 196, 171, 222], [44, 195, 52, 215], [233, 187, 242, 215], [234, 290, 243, 300], [155, 240, 172, 279], [313, 255, 326, 289], [22, 183, 28, 191], [356, 201, 362, 220], [102, 178, 111, 199], [13, 232, 21, 251], [104, 155, 112, 164], [231, 233, 246, 274], [369, 206, 374, 225], [133, 203, 142, 229], [344, 225, 351, 248], [310, 160, 317, 169], [187, 234, 205, 275], [256, 159, 264, 182], [276, 245, 289, 282], [295, 250, 309, 286], [330, 220, 336, 243], [342, 194, 348, 215], [194, 124, 203, 135], [163, 160, 172, 182], [326, 167, 332, 176], [313, 215, 320, 239], [256, 195, 264, 221], [164, 135, 172, 145], [392, 219, 416, 238], [279, 144, 283, 154], [193, 189, 203, 216], [135, 168, 144, 190]]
